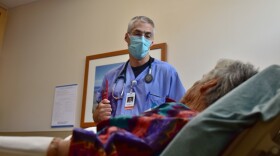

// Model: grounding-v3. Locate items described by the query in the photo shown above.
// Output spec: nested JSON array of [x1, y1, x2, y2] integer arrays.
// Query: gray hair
[[127, 16, 155, 34], [202, 59, 258, 106]]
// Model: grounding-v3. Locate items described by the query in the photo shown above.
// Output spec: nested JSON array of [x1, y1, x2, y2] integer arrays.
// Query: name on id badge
[[125, 92, 135, 110]]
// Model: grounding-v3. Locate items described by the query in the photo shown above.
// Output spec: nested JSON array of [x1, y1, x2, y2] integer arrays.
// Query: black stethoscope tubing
[[112, 59, 153, 100], [115, 59, 153, 84]]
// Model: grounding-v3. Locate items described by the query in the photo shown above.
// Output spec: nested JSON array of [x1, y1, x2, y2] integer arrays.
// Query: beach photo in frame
[[80, 43, 167, 128]]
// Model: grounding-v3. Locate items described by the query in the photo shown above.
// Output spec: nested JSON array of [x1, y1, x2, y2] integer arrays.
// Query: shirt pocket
[[148, 92, 166, 108]]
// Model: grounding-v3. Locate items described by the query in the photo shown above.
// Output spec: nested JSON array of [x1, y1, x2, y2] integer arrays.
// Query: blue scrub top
[[96, 59, 186, 117]]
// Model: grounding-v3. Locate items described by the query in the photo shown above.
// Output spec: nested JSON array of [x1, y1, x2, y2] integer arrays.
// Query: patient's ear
[[200, 78, 218, 93]]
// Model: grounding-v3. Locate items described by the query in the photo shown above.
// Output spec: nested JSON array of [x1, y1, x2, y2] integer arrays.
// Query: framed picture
[[80, 43, 167, 128]]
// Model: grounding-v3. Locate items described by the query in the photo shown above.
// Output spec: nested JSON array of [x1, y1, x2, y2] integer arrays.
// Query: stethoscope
[[112, 59, 153, 100]]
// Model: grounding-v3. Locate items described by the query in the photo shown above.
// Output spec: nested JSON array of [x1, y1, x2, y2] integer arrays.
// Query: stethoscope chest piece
[[145, 73, 153, 83], [145, 67, 153, 83]]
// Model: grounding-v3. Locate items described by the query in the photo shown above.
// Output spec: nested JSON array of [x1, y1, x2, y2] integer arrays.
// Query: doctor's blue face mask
[[128, 35, 152, 60]]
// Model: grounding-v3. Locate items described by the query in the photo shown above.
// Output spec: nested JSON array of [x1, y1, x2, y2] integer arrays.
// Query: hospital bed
[[1, 64, 280, 156]]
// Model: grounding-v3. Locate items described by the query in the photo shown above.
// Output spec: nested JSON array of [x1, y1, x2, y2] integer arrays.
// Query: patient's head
[[180, 59, 258, 112]]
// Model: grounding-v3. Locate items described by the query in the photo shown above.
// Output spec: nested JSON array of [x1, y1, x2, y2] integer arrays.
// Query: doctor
[[93, 16, 185, 123]]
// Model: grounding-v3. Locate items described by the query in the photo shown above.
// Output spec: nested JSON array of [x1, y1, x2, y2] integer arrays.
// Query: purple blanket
[[69, 103, 198, 156]]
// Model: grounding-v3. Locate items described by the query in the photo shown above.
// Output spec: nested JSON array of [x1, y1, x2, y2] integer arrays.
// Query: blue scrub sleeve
[[168, 70, 186, 102]]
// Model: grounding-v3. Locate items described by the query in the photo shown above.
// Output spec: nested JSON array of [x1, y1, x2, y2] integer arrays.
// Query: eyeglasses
[[130, 30, 153, 40]]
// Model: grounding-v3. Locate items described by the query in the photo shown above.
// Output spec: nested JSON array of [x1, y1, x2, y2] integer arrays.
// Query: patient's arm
[[47, 138, 69, 156]]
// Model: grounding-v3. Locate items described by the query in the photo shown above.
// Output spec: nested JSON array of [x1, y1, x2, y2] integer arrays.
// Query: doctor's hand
[[93, 99, 112, 124]]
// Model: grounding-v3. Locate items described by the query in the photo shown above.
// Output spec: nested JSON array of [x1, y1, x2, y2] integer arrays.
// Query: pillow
[[160, 65, 280, 156]]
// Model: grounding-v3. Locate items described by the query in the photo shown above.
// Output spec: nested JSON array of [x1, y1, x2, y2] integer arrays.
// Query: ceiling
[[0, 0, 39, 9]]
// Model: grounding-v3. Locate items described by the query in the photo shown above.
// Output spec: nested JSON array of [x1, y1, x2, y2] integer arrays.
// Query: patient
[[47, 59, 258, 156]]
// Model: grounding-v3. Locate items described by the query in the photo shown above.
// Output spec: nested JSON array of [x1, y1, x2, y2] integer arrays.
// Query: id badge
[[125, 92, 135, 110]]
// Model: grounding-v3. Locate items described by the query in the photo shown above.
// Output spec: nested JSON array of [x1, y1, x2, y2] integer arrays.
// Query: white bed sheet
[[0, 136, 53, 156]]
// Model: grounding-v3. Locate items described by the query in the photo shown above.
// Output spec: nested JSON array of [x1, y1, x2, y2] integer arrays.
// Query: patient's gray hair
[[127, 16, 155, 34], [202, 59, 258, 106]]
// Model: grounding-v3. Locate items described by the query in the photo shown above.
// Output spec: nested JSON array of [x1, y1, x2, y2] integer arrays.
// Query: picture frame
[[80, 43, 167, 128]]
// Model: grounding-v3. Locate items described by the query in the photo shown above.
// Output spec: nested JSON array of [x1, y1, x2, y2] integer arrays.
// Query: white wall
[[0, 0, 279, 132]]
